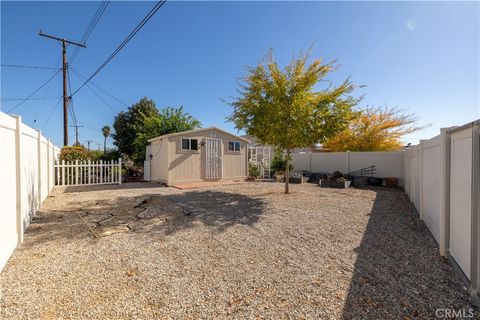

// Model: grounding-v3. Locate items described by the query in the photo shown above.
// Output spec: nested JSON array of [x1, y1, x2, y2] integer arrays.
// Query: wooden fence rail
[[55, 158, 122, 186]]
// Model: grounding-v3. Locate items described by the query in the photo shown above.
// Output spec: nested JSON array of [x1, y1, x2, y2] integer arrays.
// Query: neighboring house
[[145, 127, 250, 185]]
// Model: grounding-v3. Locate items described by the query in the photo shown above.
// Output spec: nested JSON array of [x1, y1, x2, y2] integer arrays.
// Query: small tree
[[102, 125, 111, 154], [322, 107, 422, 151], [228, 51, 360, 193], [270, 148, 293, 174]]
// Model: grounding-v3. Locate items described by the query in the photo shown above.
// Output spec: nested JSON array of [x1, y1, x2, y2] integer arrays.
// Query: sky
[[1, 1, 479, 148]]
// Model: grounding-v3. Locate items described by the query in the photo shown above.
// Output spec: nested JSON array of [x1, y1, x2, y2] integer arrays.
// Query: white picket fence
[[55, 159, 122, 186]]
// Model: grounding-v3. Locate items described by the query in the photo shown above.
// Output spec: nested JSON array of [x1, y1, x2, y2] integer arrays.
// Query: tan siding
[[166, 129, 247, 184], [150, 139, 169, 182]]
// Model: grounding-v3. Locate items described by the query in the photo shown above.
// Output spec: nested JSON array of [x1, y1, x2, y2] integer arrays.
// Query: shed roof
[[148, 127, 251, 143]]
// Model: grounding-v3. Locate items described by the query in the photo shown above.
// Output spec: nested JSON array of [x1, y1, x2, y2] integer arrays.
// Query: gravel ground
[[0, 182, 476, 319]]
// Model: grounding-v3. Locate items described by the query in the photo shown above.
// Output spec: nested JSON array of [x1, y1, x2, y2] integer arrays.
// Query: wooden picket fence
[[55, 158, 122, 186]]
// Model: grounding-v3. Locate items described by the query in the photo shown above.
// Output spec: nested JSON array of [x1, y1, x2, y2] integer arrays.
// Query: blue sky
[[1, 1, 479, 148]]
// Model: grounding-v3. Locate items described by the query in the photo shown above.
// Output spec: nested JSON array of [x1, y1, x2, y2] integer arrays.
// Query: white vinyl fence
[[291, 151, 403, 185], [0, 112, 59, 271], [403, 120, 480, 297], [55, 159, 122, 186]]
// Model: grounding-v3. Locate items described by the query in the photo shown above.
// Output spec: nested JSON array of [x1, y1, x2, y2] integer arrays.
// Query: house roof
[[148, 127, 251, 143]]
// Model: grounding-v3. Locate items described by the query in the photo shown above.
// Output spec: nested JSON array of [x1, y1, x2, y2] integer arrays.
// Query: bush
[[270, 148, 293, 173], [59, 146, 93, 162], [59, 146, 121, 163], [248, 163, 261, 179]]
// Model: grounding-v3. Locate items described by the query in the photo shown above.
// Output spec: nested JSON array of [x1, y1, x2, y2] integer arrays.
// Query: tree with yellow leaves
[[322, 107, 422, 152]]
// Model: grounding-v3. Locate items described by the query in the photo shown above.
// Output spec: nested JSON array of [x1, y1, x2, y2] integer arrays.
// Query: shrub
[[248, 163, 261, 179], [59, 146, 93, 162], [270, 148, 293, 173]]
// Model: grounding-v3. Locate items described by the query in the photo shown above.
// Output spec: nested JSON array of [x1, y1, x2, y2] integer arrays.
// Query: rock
[[99, 216, 136, 226], [137, 208, 160, 219], [95, 225, 129, 237], [82, 214, 112, 223]]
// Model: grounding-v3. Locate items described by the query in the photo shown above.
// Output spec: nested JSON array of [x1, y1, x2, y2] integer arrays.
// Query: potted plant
[[384, 177, 399, 188], [319, 171, 351, 189], [248, 163, 261, 181]]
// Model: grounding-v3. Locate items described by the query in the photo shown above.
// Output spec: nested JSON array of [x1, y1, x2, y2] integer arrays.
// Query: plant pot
[[353, 176, 369, 188], [319, 179, 351, 189], [384, 177, 399, 188], [368, 177, 383, 186]]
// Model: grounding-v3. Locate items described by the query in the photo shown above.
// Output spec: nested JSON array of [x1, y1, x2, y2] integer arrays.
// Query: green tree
[[102, 125, 111, 154], [112, 97, 159, 156], [228, 51, 360, 193], [132, 106, 201, 164]]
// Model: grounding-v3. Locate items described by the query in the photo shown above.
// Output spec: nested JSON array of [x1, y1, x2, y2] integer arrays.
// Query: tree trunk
[[104, 137, 107, 154], [284, 149, 290, 194]]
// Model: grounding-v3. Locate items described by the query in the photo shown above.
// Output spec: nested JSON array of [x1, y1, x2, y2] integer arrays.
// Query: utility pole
[[97, 143, 102, 151], [39, 30, 86, 146], [86, 140, 93, 151], [69, 125, 84, 146]]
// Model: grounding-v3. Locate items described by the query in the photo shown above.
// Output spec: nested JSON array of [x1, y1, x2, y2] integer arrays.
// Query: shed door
[[206, 138, 222, 179]]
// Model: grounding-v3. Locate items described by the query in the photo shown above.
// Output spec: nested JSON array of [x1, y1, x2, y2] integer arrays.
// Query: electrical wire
[[1, 64, 60, 70], [5, 69, 62, 113], [69, 66, 118, 113], [40, 96, 63, 130], [1, 97, 61, 101], [33, 55, 63, 127], [70, 0, 110, 64], [71, 0, 166, 97], [70, 67, 129, 107]]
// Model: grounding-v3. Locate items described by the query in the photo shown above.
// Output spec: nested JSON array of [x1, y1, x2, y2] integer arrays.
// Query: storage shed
[[145, 127, 250, 185]]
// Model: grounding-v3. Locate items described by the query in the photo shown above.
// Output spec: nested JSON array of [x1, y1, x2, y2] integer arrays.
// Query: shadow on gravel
[[24, 189, 266, 248], [341, 189, 474, 319], [61, 182, 165, 193], [158, 190, 267, 234]]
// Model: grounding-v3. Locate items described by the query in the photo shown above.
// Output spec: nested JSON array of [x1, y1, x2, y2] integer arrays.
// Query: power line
[[1, 63, 60, 70], [41, 96, 63, 130], [69, 67, 120, 113], [5, 69, 62, 113], [71, 0, 166, 97], [1, 97, 61, 101], [33, 55, 63, 128], [70, 67, 129, 107], [70, 0, 110, 64]]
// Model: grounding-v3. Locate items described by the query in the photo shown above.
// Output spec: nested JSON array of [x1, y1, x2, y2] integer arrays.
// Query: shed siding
[[150, 139, 169, 183], [167, 129, 247, 184]]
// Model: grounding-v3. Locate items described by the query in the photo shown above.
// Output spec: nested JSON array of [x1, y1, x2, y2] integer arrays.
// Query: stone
[[95, 225, 129, 237]]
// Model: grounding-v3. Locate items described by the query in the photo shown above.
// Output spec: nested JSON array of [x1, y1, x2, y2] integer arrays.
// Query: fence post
[[100, 160, 103, 184], [36, 130, 42, 210], [46, 139, 50, 194], [470, 122, 480, 296], [118, 158, 122, 185], [88, 160, 91, 184], [61, 160, 65, 186], [418, 140, 425, 221], [439, 128, 451, 257], [75, 160, 79, 185], [12, 115, 24, 244]]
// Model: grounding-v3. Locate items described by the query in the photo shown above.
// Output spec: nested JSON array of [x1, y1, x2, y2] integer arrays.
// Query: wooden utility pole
[[39, 31, 86, 146], [69, 125, 84, 146], [86, 140, 93, 151]]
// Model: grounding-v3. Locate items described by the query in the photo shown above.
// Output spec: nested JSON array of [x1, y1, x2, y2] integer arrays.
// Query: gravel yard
[[0, 182, 476, 319]]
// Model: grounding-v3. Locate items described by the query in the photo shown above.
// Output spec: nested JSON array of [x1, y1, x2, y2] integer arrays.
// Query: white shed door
[[206, 138, 222, 179]]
